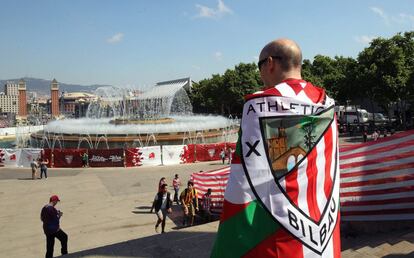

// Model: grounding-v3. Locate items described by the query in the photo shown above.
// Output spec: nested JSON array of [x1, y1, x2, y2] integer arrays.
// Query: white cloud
[[214, 51, 223, 60], [195, 4, 216, 18], [398, 13, 414, 23], [217, 0, 233, 15], [195, 0, 233, 19], [370, 6, 390, 25], [107, 33, 124, 44], [354, 35, 375, 44]]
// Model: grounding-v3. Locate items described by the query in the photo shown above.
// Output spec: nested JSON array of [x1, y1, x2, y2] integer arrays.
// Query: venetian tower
[[18, 79, 27, 118], [51, 79, 60, 117]]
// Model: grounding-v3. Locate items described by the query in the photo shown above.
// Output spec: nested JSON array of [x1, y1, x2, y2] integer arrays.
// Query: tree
[[189, 62, 262, 116], [358, 32, 414, 127]]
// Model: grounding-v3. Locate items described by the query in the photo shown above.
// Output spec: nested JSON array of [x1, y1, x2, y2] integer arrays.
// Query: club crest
[[241, 96, 340, 254], [208, 149, 216, 158], [65, 155, 73, 164]]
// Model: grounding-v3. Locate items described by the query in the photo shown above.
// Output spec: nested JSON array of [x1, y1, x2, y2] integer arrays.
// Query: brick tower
[[18, 79, 27, 117], [51, 79, 60, 117]]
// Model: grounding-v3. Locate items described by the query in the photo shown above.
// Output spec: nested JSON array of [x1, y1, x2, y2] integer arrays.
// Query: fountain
[[31, 79, 239, 149]]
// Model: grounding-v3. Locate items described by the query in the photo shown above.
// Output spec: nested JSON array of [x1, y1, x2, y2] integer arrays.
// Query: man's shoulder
[[245, 79, 326, 104]]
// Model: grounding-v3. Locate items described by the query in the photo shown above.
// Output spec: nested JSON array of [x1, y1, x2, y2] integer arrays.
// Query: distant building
[[18, 79, 27, 117], [0, 82, 19, 114], [50, 79, 59, 118], [4, 82, 18, 96], [60, 92, 96, 117]]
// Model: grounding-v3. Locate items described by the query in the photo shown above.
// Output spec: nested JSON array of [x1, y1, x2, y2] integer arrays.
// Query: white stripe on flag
[[316, 134, 327, 215], [340, 156, 414, 174], [297, 158, 310, 216], [340, 133, 414, 156], [340, 190, 414, 202], [341, 168, 414, 183], [339, 145, 414, 165], [340, 179, 414, 193]]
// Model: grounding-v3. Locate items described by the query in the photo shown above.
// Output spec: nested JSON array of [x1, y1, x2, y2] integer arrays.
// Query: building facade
[[18, 79, 27, 117], [51, 79, 59, 117], [0, 82, 19, 114]]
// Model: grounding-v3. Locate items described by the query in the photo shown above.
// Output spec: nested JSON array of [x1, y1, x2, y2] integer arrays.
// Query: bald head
[[259, 38, 302, 72]]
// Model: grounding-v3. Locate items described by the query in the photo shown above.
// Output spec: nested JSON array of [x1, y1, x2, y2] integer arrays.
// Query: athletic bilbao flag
[[211, 79, 341, 257]]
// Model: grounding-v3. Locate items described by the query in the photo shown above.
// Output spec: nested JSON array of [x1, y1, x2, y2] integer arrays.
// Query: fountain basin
[[30, 115, 238, 149]]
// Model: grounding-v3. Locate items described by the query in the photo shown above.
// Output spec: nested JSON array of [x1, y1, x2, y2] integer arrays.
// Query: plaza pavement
[[0, 160, 413, 258]]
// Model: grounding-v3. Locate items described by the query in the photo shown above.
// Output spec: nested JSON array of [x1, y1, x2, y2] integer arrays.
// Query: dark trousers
[[46, 229, 68, 258], [40, 168, 47, 178], [173, 187, 179, 203]]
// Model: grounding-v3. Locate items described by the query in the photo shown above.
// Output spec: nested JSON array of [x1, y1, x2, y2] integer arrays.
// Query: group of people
[[30, 158, 49, 180], [150, 174, 213, 234], [219, 147, 233, 165]]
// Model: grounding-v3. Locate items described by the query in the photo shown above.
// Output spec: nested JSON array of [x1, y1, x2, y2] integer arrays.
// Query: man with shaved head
[[258, 38, 303, 87], [211, 39, 341, 257]]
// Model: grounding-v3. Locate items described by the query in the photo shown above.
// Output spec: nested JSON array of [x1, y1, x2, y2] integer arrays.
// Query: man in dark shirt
[[40, 195, 68, 258]]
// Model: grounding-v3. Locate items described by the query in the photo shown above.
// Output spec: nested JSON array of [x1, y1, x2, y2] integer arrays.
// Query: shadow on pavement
[[341, 221, 414, 251], [65, 230, 216, 258], [383, 253, 414, 258], [135, 206, 152, 210]]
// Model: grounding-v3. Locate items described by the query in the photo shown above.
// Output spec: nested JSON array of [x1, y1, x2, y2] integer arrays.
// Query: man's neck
[[264, 73, 302, 89]]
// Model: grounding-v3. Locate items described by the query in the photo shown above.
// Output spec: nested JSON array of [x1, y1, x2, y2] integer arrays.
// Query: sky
[[0, 0, 413, 88]]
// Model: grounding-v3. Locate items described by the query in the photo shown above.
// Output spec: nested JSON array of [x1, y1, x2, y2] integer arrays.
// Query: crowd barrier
[[181, 142, 236, 163], [0, 142, 236, 168]]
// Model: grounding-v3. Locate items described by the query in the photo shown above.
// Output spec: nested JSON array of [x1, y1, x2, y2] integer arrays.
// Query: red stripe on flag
[[220, 200, 250, 223], [340, 174, 414, 188], [340, 149, 414, 169], [232, 152, 242, 164], [341, 197, 414, 207], [244, 87, 283, 101], [341, 162, 414, 178], [285, 168, 299, 206], [339, 130, 414, 152], [340, 185, 414, 197], [333, 213, 341, 257], [342, 208, 414, 216], [340, 140, 414, 161], [306, 148, 321, 221], [324, 126, 333, 199], [242, 227, 306, 258], [275, 228, 304, 258]]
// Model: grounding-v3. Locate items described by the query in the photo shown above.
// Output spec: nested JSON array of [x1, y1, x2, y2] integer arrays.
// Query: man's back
[[41, 204, 59, 234]]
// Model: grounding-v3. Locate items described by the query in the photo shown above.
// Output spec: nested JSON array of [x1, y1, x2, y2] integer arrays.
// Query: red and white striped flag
[[339, 130, 414, 221]]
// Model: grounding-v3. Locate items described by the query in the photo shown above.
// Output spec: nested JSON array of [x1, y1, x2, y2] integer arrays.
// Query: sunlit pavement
[[0, 160, 413, 258]]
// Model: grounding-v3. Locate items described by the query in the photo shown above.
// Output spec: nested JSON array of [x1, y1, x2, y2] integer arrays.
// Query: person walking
[[180, 181, 198, 226], [220, 149, 226, 164], [172, 174, 181, 204], [30, 158, 38, 180], [150, 177, 167, 212], [153, 184, 172, 234], [40, 195, 68, 258], [40, 159, 49, 179], [81, 152, 88, 167], [201, 188, 213, 222], [227, 147, 233, 164]]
